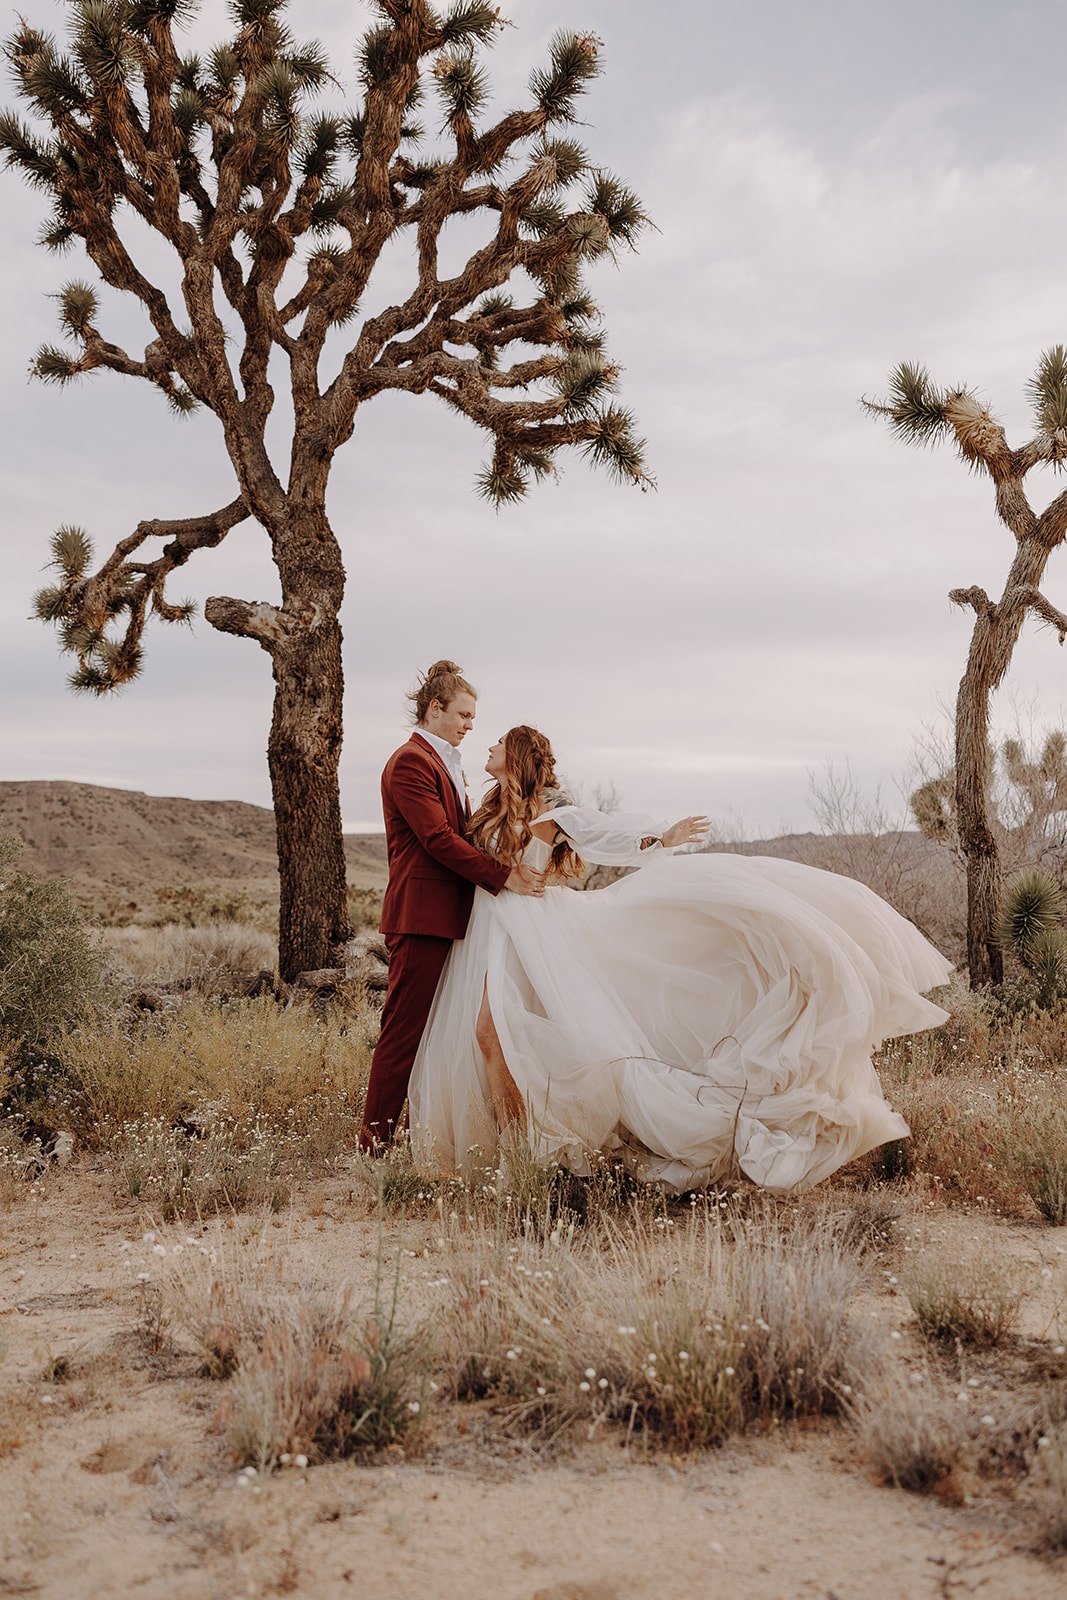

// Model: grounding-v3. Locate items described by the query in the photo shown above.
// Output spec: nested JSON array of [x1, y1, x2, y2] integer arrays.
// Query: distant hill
[[0, 780, 387, 922], [0, 778, 964, 955]]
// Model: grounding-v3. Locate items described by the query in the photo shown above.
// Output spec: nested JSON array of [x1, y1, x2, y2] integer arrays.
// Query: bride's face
[[485, 737, 507, 779]]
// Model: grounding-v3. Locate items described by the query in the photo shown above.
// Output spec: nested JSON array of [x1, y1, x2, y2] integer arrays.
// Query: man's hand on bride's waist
[[504, 865, 547, 896]]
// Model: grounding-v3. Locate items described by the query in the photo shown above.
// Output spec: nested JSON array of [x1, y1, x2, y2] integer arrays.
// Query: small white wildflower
[[536, 1386, 547, 1396], [294, 1454, 308, 1469], [678, 1351, 689, 1362], [579, 1381, 590, 1393], [407, 1401, 421, 1414], [980, 1414, 995, 1426], [598, 1377, 608, 1389], [1055, 1345, 1066, 1356], [279, 1453, 291, 1465], [584, 1367, 596, 1379], [724, 1366, 735, 1377], [39, 1395, 55, 1405], [967, 1377, 981, 1387], [890, 1331, 902, 1341], [152, 1244, 167, 1257]]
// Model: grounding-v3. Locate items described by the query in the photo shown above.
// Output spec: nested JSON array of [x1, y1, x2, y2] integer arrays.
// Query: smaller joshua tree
[[866, 354, 1067, 987]]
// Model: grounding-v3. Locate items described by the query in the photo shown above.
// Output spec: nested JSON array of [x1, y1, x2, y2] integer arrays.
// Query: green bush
[[0, 833, 105, 1047]]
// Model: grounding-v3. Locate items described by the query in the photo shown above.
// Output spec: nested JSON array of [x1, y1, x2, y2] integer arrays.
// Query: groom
[[358, 660, 544, 1152]]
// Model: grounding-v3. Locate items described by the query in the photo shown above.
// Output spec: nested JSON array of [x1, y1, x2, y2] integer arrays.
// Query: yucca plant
[[2, 2, 651, 980], [996, 867, 1067, 1009], [867, 355, 1067, 987]]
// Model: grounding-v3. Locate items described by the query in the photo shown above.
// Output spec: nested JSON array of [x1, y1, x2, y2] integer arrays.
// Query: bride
[[407, 726, 952, 1191]]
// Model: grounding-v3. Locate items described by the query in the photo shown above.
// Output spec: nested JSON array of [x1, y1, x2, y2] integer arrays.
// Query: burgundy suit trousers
[[358, 933, 453, 1149]]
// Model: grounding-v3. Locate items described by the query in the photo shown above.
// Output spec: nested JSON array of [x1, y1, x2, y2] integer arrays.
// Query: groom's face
[[427, 691, 477, 747]]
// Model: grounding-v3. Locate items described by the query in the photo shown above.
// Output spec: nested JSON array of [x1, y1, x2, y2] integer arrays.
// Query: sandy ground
[[2, 1168, 1064, 1600]]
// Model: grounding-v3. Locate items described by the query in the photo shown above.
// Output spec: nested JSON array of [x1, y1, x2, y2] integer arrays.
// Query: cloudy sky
[[3, 0, 1067, 833]]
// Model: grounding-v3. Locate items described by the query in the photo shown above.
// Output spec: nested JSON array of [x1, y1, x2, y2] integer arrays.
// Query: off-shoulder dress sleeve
[[531, 804, 673, 867]]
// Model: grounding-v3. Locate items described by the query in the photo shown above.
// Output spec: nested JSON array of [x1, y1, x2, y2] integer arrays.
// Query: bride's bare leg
[[476, 986, 525, 1130]]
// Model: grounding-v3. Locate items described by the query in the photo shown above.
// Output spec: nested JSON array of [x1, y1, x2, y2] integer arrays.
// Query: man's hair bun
[[409, 660, 476, 723]]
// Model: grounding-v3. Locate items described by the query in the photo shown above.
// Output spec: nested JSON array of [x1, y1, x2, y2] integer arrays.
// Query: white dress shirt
[[413, 727, 467, 809]]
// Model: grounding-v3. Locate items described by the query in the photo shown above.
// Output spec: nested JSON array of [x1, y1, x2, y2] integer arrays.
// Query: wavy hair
[[468, 725, 583, 881]]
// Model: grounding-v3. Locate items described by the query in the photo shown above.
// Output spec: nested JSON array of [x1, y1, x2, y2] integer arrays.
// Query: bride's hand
[[662, 815, 710, 849]]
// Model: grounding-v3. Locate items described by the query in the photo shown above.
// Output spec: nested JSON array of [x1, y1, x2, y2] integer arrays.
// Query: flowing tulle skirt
[[407, 852, 952, 1191]]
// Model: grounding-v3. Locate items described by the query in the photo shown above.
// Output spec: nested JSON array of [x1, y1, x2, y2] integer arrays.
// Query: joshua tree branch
[[949, 585, 995, 618], [1014, 585, 1067, 644], [203, 595, 288, 649]]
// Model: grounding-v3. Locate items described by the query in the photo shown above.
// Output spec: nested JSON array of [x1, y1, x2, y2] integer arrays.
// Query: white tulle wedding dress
[[407, 804, 953, 1192]]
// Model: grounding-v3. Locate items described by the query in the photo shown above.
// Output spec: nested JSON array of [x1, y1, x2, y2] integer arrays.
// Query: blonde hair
[[468, 725, 583, 881], [409, 659, 476, 724]]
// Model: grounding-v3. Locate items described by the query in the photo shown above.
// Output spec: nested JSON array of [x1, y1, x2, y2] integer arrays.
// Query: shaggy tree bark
[[868, 368, 1067, 986], [3, 1, 651, 978]]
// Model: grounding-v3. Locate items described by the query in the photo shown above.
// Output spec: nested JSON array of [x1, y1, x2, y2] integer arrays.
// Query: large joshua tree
[[867, 355, 1067, 986], [1, 1, 650, 979]]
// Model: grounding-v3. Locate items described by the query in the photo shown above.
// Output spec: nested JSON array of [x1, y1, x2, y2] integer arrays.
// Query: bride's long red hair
[[468, 726, 583, 881]]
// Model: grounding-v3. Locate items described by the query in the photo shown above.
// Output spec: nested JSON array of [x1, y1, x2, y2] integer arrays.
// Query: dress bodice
[[523, 834, 554, 872]]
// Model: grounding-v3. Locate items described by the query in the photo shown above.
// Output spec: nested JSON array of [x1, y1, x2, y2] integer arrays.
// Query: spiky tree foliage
[[2, 2, 651, 980], [866, 353, 1067, 987]]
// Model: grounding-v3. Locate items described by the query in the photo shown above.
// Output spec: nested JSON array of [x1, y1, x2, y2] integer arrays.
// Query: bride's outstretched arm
[[532, 804, 709, 867]]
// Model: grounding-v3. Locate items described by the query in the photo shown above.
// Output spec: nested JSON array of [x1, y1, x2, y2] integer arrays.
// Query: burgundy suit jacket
[[379, 734, 511, 939]]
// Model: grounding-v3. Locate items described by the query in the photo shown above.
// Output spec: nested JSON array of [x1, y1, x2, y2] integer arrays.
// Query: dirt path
[[1, 1170, 1063, 1600]]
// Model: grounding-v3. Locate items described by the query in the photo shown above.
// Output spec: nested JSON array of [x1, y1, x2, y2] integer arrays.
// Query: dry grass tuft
[[54, 996, 374, 1143], [434, 1209, 884, 1451], [105, 921, 277, 993], [159, 1232, 426, 1467], [853, 1376, 974, 1497], [1029, 1425, 1067, 1552], [222, 1292, 425, 1469], [902, 1243, 1025, 1347], [1011, 1105, 1067, 1225], [869, 982, 1067, 1217]]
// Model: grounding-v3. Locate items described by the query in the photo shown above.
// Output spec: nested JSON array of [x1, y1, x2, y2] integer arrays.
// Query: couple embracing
[[358, 661, 952, 1193]]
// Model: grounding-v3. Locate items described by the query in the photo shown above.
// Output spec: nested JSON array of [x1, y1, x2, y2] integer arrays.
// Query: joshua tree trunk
[[954, 632, 1002, 987], [207, 502, 350, 980], [269, 617, 348, 981]]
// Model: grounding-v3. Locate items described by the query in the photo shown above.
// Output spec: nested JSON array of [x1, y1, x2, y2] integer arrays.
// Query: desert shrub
[[902, 1244, 1024, 1346], [43, 999, 376, 1202], [869, 991, 1067, 1215], [0, 833, 105, 1047], [150, 882, 264, 929], [346, 885, 383, 933], [434, 1210, 883, 1451]]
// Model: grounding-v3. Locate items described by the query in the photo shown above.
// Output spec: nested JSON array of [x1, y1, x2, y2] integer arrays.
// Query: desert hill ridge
[[0, 779, 387, 921], [0, 777, 961, 950]]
